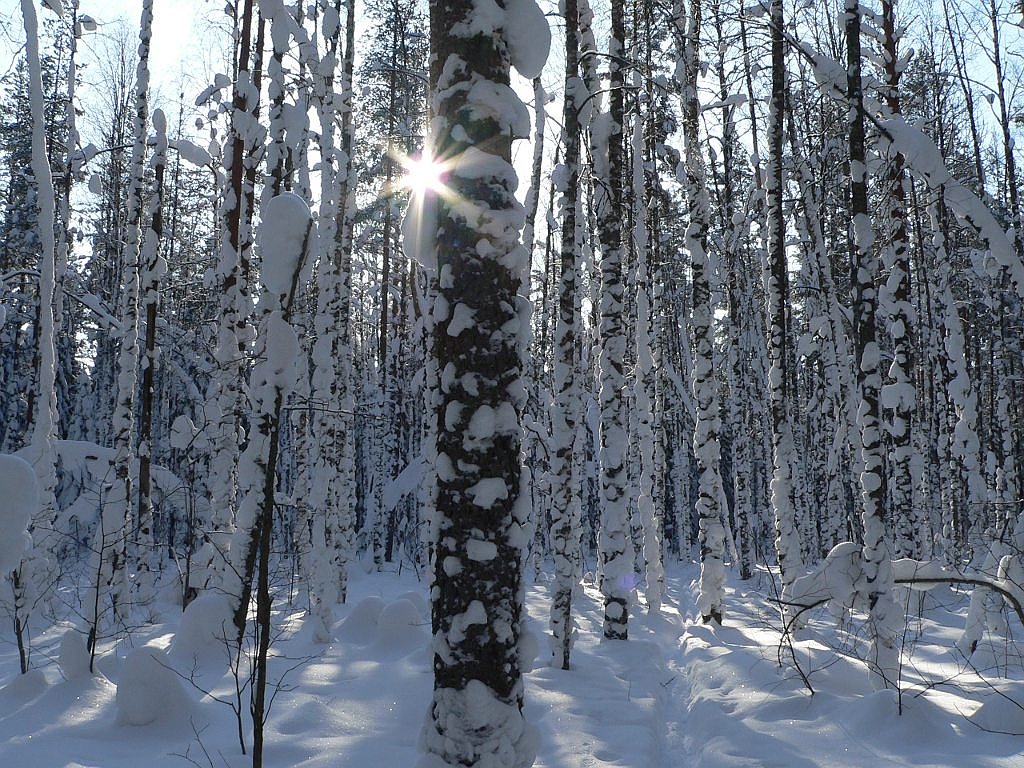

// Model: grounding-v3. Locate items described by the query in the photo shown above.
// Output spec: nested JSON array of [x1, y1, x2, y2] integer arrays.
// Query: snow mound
[[374, 598, 428, 659], [969, 682, 1024, 735], [59, 629, 91, 680], [0, 667, 47, 704], [169, 593, 233, 662], [336, 596, 426, 657], [0, 454, 37, 572], [115, 644, 191, 726], [377, 598, 422, 633], [337, 595, 387, 644], [396, 590, 429, 619]]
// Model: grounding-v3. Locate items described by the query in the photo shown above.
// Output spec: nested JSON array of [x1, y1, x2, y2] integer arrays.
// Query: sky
[[93, 0, 210, 78], [2, 0, 222, 119]]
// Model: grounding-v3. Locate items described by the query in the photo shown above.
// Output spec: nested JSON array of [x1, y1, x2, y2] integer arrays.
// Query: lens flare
[[401, 152, 445, 196]]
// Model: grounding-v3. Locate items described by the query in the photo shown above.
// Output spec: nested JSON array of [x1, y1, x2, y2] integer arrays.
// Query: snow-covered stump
[[416, 0, 548, 764]]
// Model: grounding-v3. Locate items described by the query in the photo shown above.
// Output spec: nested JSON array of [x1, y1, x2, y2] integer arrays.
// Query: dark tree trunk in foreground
[[420, 0, 540, 764]]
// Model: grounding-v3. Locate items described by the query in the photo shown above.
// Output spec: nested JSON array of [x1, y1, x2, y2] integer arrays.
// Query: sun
[[401, 152, 446, 196]]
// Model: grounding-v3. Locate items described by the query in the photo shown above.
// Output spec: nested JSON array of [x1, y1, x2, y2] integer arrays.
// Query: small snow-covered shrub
[[115, 644, 191, 726], [170, 593, 233, 663], [58, 629, 91, 680]]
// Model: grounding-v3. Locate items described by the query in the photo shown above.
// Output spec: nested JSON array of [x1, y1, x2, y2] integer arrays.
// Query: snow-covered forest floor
[[1, 564, 1021, 767]]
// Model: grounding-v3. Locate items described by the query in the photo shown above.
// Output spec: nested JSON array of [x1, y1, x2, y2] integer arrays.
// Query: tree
[[878, 0, 917, 559], [549, 0, 583, 668], [673, 0, 726, 625], [846, 0, 900, 689], [12, 0, 61, 675], [766, 0, 801, 591], [134, 104, 168, 607], [105, 0, 154, 626], [593, 0, 631, 641], [204, 0, 264, 593], [417, 0, 548, 763]]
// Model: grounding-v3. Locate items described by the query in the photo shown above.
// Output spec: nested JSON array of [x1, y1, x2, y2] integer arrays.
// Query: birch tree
[[673, 0, 726, 625], [878, 0, 917, 558], [846, 0, 900, 689], [766, 0, 801, 591], [593, 0, 631, 641], [13, 0, 61, 674], [548, 0, 586, 669], [134, 106, 168, 606], [203, 0, 264, 590], [106, 0, 154, 621]]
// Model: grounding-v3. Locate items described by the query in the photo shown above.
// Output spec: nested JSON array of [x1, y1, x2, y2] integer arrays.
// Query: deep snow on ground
[[0, 564, 1022, 767]]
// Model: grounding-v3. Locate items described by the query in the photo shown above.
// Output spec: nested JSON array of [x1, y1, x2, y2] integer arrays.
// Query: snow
[[702, 93, 747, 111], [466, 404, 496, 443], [466, 538, 498, 562], [450, 0, 503, 37], [257, 191, 312, 297], [338, 595, 388, 643], [58, 629, 91, 681], [261, 312, 299, 384], [447, 301, 476, 337], [115, 644, 192, 726], [878, 118, 1024, 294], [171, 138, 213, 167], [168, 414, 197, 450], [378, 599, 425, 637], [169, 593, 234, 663], [504, 0, 551, 79], [467, 477, 509, 507], [0, 454, 37, 573], [381, 457, 427, 512], [0, 566, 1020, 766], [466, 79, 531, 139]]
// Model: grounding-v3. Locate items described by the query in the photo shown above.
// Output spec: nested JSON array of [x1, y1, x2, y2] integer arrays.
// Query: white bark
[[108, 0, 154, 618]]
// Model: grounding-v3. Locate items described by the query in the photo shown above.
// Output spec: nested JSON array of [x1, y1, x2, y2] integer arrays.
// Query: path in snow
[[525, 577, 678, 768]]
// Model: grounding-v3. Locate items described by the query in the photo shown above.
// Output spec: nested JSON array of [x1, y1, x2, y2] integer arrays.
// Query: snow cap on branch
[[0, 455, 37, 573], [258, 191, 312, 298]]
